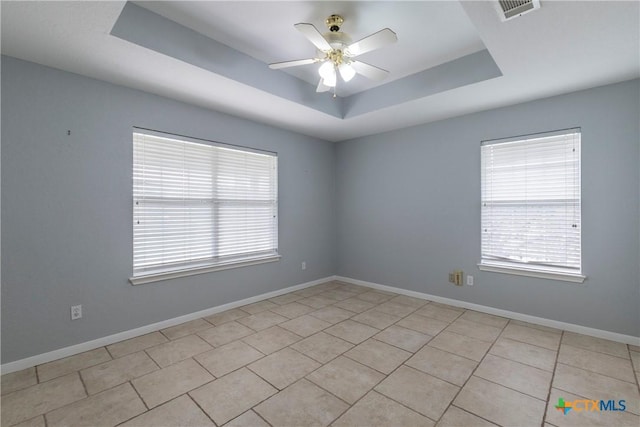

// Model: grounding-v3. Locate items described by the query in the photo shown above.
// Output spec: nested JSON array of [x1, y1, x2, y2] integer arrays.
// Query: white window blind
[[133, 132, 278, 279], [480, 129, 581, 278]]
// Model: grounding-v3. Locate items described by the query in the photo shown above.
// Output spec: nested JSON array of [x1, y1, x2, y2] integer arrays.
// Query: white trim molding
[[335, 275, 640, 346], [478, 262, 586, 283], [1, 275, 336, 374], [129, 255, 281, 285]]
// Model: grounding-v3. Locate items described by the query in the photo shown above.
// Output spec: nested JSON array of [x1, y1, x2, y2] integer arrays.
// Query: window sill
[[129, 255, 281, 285], [478, 262, 586, 283]]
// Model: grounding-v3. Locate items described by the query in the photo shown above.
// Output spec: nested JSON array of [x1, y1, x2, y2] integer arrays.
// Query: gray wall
[[336, 79, 640, 337], [1, 56, 336, 363]]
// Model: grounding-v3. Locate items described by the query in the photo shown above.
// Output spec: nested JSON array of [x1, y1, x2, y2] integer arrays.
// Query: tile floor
[[2, 281, 639, 427]]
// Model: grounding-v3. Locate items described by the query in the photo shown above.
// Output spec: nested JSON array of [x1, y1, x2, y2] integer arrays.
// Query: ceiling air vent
[[496, 0, 540, 21]]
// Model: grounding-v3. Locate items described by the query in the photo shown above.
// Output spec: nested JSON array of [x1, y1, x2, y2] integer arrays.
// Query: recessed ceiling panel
[[135, 1, 487, 97]]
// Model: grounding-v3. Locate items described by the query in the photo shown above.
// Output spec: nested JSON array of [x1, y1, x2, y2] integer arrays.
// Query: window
[[131, 131, 279, 284], [479, 129, 584, 282]]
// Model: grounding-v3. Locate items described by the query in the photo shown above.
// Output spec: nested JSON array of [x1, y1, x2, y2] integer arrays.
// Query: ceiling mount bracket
[[325, 14, 344, 32]]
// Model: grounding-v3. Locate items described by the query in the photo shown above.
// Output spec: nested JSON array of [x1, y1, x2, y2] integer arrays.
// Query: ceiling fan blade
[[345, 28, 397, 57], [294, 23, 332, 52], [316, 78, 331, 93], [269, 58, 318, 70], [350, 60, 389, 81]]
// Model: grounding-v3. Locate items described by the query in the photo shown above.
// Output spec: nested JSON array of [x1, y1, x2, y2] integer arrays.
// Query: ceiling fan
[[269, 14, 397, 95]]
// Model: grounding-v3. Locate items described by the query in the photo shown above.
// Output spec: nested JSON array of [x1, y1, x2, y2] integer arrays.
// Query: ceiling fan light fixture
[[339, 63, 356, 82], [318, 61, 334, 79], [323, 69, 337, 87]]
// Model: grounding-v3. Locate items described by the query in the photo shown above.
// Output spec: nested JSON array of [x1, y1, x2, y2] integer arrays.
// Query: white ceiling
[[1, 1, 639, 142]]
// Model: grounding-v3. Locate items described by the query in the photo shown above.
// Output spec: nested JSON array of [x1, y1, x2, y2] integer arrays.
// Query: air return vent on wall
[[496, 0, 540, 21]]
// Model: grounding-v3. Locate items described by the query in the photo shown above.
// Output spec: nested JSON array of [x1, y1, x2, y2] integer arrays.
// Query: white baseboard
[[1, 275, 336, 374], [335, 276, 640, 346], [4, 273, 638, 374]]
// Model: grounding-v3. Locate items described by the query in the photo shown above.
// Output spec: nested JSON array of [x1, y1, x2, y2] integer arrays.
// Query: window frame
[[129, 129, 280, 285], [478, 128, 585, 283]]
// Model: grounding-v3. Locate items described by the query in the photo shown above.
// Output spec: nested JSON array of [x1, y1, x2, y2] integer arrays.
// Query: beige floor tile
[[279, 314, 331, 337], [313, 282, 341, 291], [269, 293, 304, 305], [197, 321, 254, 347], [37, 348, 112, 382], [45, 383, 145, 427], [415, 304, 463, 323], [428, 331, 492, 362], [396, 313, 450, 336], [406, 346, 477, 386], [333, 297, 376, 313], [352, 310, 401, 330], [225, 410, 270, 427], [106, 332, 168, 358], [269, 301, 315, 319], [146, 334, 213, 367], [308, 306, 354, 324], [373, 301, 418, 317], [320, 289, 358, 301], [429, 302, 465, 312], [562, 331, 630, 358], [501, 323, 561, 350], [254, 379, 349, 427], [474, 354, 552, 399], [307, 356, 385, 404], [344, 339, 411, 374], [325, 320, 379, 344], [553, 363, 640, 415], [545, 387, 640, 427], [436, 406, 497, 427], [237, 311, 288, 331], [0, 373, 86, 426], [11, 415, 45, 427], [459, 310, 509, 328], [631, 350, 640, 372], [195, 341, 264, 377], [445, 318, 502, 343], [80, 351, 158, 394], [375, 365, 459, 421], [509, 319, 562, 334], [559, 344, 636, 383], [294, 287, 326, 298], [190, 368, 276, 425], [132, 358, 214, 408], [490, 337, 557, 371], [248, 348, 320, 390], [628, 344, 640, 352], [203, 308, 249, 326], [336, 284, 370, 294], [374, 325, 432, 352], [297, 295, 337, 309], [161, 319, 213, 340], [334, 390, 434, 427], [356, 291, 394, 304], [454, 376, 545, 426], [1, 367, 37, 395], [242, 326, 301, 355], [388, 295, 429, 309], [240, 300, 279, 314], [120, 395, 214, 427], [290, 332, 354, 363]]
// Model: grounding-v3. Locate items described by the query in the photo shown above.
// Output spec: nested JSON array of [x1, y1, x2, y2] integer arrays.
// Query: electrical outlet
[[71, 305, 82, 320], [301, 261, 306, 270], [467, 275, 474, 286]]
